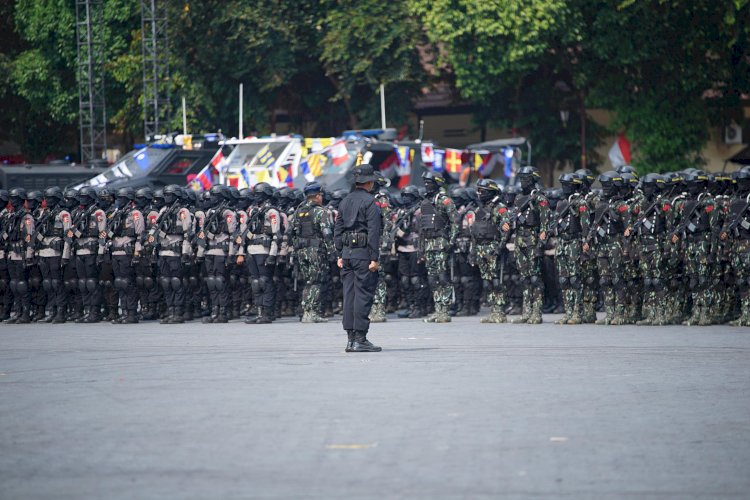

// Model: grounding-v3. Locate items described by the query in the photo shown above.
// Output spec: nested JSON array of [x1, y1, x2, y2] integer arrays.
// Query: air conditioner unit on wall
[[725, 122, 743, 145]]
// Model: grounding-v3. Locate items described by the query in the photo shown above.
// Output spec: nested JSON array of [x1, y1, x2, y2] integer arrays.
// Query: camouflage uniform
[[551, 192, 589, 324], [290, 199, 333, 322], [468, 199, 510, 323], [419, 188, 458, 322], [722, 192, 750, 325], [672, 193, 719, 326], [370, 191, 393, 322], [509, 189, 549, 324]]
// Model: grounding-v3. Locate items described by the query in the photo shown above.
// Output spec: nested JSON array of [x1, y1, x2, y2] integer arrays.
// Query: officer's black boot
[[184, 303, 194, 322], [31, 305, 45, 322], [53, 306, 66, 323], [75, 306, 89, 323], [202, 306, 218, 324], [16, 307, 32, 324], [170, 307, 184, 324], [351, 331, 381, 352], [160, 307, 174, 324], [123, 309, 139, 324], [42, 307, 56, 323], [84, 306, 101, 323], [345, 330, 355, 352], [255, 307, 273, 324], [216, 307, 228, 323]]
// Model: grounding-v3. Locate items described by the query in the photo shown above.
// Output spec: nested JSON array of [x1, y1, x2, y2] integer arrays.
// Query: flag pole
[[380, 84, 386, 129], [182, 96, 187, 135], [239, 83, 244, 139]]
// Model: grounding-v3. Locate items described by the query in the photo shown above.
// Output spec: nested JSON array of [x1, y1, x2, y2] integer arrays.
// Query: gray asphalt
[[1, 314, 749, 499]]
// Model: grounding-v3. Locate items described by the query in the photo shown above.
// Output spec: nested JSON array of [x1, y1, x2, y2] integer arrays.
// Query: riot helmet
[[115, 187, 135, 209], [25, 190, 44, 211], [559, 172, 582, 197], [401, 185, 421, 207], [641, 173, 664, 200], [734, 167, 750, 195], [684, 170, 708, 196], [574, 168, 595, 191], [518, 166, 541, 194], [421, 171, 445, 196], [476, 179, 501, 203], [44, 187, 64, 209], [153, 189, 165, 209], [0, 189, 9, 207], [78, 186, 97, 207], [63, 188, 79, 210], [598, 171, 624, 199], [97, 187, 114, 210], [163, 184, 181, 205], [253, 182, 275, 203], [501, 184, 520, 206], [9, 188, 27, 209], [134, 187, 153, 209]]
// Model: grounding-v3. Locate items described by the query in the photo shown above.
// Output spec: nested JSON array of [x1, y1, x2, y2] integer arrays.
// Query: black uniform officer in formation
[[333, 164, 383, 352]]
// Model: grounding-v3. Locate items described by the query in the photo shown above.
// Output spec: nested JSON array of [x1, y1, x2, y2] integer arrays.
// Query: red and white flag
[[330, 140, 349, 167], [608, 133, 632, 168], [420, 143, 434, 166]]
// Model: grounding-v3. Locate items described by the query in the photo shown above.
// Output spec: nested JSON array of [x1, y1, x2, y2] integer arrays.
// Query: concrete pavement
[[1, 315, 749, 499]]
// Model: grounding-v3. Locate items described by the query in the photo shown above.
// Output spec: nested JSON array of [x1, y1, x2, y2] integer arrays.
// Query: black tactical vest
[[555, 199, 582, 236], [420, 197, 448, 238], [470, 205, 499, 241], [295, 207, 316, 238]]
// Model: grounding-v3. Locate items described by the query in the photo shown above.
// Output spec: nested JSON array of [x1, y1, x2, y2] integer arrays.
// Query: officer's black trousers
[[247, 254, 275, 308], [341, 258, 378, 333], [158, 256, 183, 307], [205, 255, 228, 308], [39, 256, 63, 310], [7, 259, 30, 311], [75, 255, 100, 307], [113, 255, 138, 312]]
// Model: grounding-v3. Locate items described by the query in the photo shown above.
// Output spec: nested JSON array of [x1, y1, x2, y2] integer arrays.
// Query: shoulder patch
[[578, 205, 587, 213], [498, 207, 507, 215], [662, 204, 671, 212], [705, 205, 714, 213], [539, 199, 548, 207], [617, 205, 628, 213], [442, 198, 452, 206]]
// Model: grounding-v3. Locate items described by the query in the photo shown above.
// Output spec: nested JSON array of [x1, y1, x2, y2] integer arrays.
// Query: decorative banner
[[307, 153, 326, 177], [255, 145, 276, 170], [421, 143, 434, 166], [433, 149, 445, 173], [395, 146, 412, 176], [299, 157, 315, 182], [330, 140, 349, 167], [608, 133, 631, 168], [240, 166, 252, 188], [444, 149, 462, 174], [378, 152, 398, 178], [503, 147, 514, 178]]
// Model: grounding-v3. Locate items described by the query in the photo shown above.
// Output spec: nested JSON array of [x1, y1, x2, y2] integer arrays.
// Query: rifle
[[629, 199, 660, 235], [31, 208, 56, 250], [149, 201, 182, 250], [724, 194, 750, 236], [670, 198, 702, 241], [548, 197, 574, 237]]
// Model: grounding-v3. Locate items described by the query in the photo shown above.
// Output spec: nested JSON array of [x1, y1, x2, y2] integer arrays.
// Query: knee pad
[[460, 276, 471, 286], [611, 275, 621, 286], [384, 274, 394, 285], [144, 277, 154, 290], [439, 272, 451, 286], [78, 279, 87, 293], [410, 276, 421, 287], [688, 276, 698, 290], [86, 279, 97, 292], [205, 277, 216, 292], [239, 276, 248, 286], [135, 276, 144, 288], [160, 277, 171, 292], [559, 276, 569, 288], [585, 275, 596, 285], [50, 279, 61, 291], [16, 280, 28, 294], [182, 277, 190, 290], [569, 275, 579, 287], [65, 279, 77, 291], [427, 275, 439, 288], [42, 279, 52, 292], [189, 276, 199, 288], [0, 278, 7, 292], [251, 279, 261, 294], [29, 277, 41, 290], [643, 277, 652, 289], [599, 276, 611, 287], [100, 279, 112, 288], [698, 275, 708, 288], [215, 276, 226, 291], [400, 276, 410, 288], [170, 277, 182, 291], [652, 278, 664, 291], [229, 274, 238, 286], [259, 276, 271, 291], [8, 280, 17, 294], [114, 278, 127, 290]]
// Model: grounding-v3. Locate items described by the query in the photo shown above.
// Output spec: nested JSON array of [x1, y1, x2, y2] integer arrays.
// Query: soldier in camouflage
[[289, 181, 333, 323], [370, 173, 393, 323], [470, 179, 510, 323], [551, 173, 589, 325], [419, 171, 458, 323], [505, 166, 549, 324]]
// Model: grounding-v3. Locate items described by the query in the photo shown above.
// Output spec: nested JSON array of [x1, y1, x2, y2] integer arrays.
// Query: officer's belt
[[343, 231, 367, 248], [295, 237, 321, 248], [248, 236, 271, 246]]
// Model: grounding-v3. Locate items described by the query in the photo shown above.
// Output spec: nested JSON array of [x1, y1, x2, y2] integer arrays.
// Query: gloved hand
[[266, 255, 276, 266]]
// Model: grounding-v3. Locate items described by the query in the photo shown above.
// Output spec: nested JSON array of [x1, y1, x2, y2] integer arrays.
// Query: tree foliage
[[2, 0, 749, 170]]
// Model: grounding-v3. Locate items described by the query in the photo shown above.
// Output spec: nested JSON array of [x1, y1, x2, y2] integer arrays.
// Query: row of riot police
[[1, 163, 749, 326]]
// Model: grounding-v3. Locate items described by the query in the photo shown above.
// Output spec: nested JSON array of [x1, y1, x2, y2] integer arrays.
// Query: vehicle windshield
[[77, 147, 172, 188], [223, 141, 292, 171]]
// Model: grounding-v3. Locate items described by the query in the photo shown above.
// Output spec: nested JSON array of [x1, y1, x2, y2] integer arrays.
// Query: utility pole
[[75, 0, 107, 163]]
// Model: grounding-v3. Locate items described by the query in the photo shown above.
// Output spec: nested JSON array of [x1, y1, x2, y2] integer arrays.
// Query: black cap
[[353, 164, 377, 183]]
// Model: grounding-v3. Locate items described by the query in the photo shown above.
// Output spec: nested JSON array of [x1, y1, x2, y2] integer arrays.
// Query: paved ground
[[1, 314, 749, 499]]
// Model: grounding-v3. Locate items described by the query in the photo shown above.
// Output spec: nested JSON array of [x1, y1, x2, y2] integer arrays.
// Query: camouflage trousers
[[683, 234, 714, 324], [555, 237, 583, 321], [638, 236, 666, 324], [424, 250, 453, 308], [476, 243, 504, 314], [514, 233, 543, 320], [595, 238, 626, 324], [732, 239, 750, 325], [298, 248, 325, 314]]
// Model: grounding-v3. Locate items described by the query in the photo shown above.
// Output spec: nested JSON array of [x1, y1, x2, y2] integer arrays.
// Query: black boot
[[16, 308, 32, 324], [216, 307, 228, 323], [42, 307, 56, 323], [255, 306, 273, 324], [75, 306, 90, 323], [345, 330, 355, 352], [52, 306, 66, 323], [169, 307, 184, 324], [160, 307, 174, 324], [123, 309, 139, 324], [32, 305, 46, 322], [83, 306, 100, 323], [245, 306, 261, 324], [203, 306, 219, 324], [351, 331, 381, 352]]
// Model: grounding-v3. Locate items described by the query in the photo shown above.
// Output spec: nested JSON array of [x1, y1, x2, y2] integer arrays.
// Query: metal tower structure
[[141, 0, 171, 142], [75, 0, 107, 163]]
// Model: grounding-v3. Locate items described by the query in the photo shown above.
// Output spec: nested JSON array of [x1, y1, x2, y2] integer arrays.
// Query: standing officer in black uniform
[[334, 164, 383, 353]]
